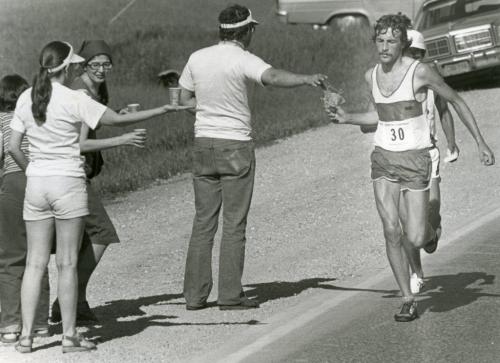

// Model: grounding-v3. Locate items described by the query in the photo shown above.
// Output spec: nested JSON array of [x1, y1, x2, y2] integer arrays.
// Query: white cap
[[219, 10, 259, 29], [407, 29, 426, 51], [47, 42, 85, 74]]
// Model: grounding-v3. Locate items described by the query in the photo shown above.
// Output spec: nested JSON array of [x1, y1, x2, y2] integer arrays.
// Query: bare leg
[[20, 219, 54, 337], [399, 195, 423, 279], [373, 179, 413, 300], [54, 217, 85, 338], [402, 189, 434, 249], [429, 178, 441, 231]]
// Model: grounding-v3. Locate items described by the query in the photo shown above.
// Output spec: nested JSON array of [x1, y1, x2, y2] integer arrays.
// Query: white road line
[[215, 205, 500, 363], [109, 0, 137, 25]]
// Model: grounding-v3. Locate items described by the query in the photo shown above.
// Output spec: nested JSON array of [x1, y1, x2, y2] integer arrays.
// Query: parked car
[[275, 0, 423, 29], [414, 0, 500, 79]]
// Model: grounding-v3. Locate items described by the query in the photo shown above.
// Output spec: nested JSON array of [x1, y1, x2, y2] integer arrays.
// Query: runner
[[325, 14, 494, 322], [403, 29, 460, 294]]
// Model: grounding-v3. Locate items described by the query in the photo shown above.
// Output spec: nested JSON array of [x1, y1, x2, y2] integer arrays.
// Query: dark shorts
[[371, 146, 432, 191], [84, 182, 120, 245]]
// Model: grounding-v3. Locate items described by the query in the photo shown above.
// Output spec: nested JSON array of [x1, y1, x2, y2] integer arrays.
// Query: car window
[[419, 0, 500, 30]]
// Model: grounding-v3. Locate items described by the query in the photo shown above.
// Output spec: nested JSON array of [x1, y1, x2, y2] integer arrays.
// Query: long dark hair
[[31, 41, 71, 123], [0, 74, 29, 112]]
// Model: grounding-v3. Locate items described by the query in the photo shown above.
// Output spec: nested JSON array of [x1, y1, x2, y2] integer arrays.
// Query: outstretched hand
[[443, 145, 460, 163], [324, 104, 347, 124], [122, 129, 147, 148], [162, 104, 194, 113], [306, 74, 329, 87], [478, 143, 495, 166]]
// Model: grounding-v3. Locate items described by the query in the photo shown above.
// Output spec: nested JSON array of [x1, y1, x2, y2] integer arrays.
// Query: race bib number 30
[[376, 121, 417, 149]]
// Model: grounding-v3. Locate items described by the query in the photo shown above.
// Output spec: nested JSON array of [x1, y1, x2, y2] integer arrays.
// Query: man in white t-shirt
[[179, 4, 327, 310]]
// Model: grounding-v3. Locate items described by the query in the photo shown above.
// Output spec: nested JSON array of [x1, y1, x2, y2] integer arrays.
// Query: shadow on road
[[244, 278, 399, 304], [418, 272, 499, 315], [76, 293, 261, 343]]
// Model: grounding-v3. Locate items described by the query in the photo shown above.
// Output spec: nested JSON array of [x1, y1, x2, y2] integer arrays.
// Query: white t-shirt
[[179, 41, 272, 141], [10, 82, 106, 177]]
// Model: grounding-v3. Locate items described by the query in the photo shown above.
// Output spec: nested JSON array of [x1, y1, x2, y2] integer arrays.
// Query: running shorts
[[371, 146, 432, 191]]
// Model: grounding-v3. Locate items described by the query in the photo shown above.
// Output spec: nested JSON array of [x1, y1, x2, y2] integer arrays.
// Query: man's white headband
[[47, 42, 84, 74], [219, 10, 258, 29]]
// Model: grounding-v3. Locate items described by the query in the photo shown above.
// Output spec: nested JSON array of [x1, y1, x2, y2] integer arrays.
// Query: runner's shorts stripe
[[370, 146, 432, 191], [429, 146, 440, 180]]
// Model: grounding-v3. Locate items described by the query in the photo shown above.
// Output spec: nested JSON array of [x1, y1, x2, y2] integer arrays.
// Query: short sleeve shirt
[[0, 111, 30, 175], [10, 82, 107, 177], [179, 42, 272, 141]]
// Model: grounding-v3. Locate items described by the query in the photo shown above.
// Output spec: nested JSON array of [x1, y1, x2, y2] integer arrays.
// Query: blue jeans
[[184, 138, 255, 306]]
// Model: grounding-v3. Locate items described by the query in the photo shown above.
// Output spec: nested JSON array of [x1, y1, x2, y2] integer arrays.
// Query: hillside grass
[[0, 0, 379, 194]]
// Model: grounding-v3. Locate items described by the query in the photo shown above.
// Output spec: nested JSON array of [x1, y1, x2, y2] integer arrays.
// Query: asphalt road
[[237, 210, 500, 363]]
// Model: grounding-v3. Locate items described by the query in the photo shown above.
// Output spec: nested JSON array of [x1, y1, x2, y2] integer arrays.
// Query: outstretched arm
[[415, 63, 494, 165], [261, 68, 327, 88], [79, 123, 146, 153], [325, 68, 379, 127], [98, 104, 191, 127]]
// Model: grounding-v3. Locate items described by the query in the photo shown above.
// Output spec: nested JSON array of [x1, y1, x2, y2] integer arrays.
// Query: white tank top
[[372, 61, 432, 151]]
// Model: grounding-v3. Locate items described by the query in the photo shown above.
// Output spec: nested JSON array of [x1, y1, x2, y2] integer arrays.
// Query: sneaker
[[410, 273, 425, 294], [424, 227, 441, 254], [1, 332, 19, 344], [394, 301, 418, 322]]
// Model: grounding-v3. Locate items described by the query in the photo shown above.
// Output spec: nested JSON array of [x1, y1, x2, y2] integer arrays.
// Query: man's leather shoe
[[219, 298, 259, 310]]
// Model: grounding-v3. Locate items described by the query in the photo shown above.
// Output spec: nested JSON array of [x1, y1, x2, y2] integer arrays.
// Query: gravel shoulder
[[2, 87, 500, 363]]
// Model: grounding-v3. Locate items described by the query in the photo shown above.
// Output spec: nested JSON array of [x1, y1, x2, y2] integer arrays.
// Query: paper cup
[[127, 103, 140, 112], [168, 87, 181, 106]]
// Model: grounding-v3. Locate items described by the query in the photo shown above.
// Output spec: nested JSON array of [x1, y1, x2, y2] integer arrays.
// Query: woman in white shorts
[[9, 41, 188, 354]]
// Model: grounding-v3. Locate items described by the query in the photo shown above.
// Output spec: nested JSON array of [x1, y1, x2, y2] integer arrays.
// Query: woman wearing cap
[[49, 40, 147, 326], [9, 41, 186, 353]]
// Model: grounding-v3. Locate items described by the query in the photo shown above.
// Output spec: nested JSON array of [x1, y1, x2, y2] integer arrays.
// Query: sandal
[[1, 332, 19, 344], [15, 335, 33, 353], [62, 333, 96, 353]]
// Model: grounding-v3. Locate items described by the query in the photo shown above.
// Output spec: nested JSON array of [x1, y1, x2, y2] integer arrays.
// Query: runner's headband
[[47, 42, 85, 74], [219, 10, 259, 29]]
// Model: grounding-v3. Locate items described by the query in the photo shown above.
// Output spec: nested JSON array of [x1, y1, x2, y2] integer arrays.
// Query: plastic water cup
[[168, 87, 181, 106], [127, 103, 140, 112]]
